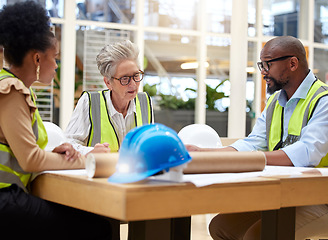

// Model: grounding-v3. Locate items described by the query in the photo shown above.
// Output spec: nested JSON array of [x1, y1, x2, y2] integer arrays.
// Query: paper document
[[35, 166, 328, 188], [183, 166, 325, 187], [262, 166, 309, 176], [183, 171, 263, 187], [39, 169, 88, 176]]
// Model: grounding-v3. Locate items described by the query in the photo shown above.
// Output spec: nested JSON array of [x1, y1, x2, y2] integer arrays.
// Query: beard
[[265, 76, 284, 95]]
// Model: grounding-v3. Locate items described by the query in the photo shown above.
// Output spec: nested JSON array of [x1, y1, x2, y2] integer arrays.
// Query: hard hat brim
[[107, 168, 162, 184]]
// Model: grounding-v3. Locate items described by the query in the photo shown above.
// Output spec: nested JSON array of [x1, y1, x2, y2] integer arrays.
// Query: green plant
[[143, 83, 157, 97], [143, 83, 196, 110], [143, 79, 229, 111], [158, 94, 195, 110], [186, 79, 229, 110]]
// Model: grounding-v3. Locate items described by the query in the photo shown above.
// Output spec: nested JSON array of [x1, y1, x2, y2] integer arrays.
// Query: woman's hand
[[52, 143, 81, 161], [86, 143, 111, 157]]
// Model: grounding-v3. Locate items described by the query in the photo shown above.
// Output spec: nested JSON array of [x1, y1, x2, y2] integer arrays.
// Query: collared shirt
[[65, 91, 138, 155], [231, 70, 328, 167]]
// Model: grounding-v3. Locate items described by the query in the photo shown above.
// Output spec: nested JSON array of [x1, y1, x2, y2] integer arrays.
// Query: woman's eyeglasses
[[111, 70, 144, 86]]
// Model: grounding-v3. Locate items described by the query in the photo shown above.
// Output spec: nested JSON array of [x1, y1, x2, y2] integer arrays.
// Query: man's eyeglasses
[[111, 70, 144, 86], [257, 56, 295, 72]]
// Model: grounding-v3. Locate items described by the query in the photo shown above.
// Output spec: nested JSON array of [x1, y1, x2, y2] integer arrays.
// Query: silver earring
[[36, 65, 40, 81]]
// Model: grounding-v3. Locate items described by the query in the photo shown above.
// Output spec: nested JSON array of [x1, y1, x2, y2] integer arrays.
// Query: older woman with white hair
[[65, 40, 153, 154]]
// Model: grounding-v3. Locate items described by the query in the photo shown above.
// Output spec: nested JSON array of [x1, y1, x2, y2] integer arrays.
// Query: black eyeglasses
[[111, 70, 144, 86], [257, 56, 295, 72]]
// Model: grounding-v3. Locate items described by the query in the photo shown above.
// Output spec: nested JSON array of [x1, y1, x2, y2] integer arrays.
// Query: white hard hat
[[43, 122, 67, 151], [178, 124, 222, 148]]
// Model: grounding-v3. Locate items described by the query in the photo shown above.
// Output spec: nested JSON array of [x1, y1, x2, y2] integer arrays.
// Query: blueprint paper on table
[[36, 166, 327, 188], [183, 166, 321, 187]]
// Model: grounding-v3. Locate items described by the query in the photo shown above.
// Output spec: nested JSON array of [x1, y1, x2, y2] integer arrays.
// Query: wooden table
[[30, 171, 328, 240], [262, 172, 328, 240]]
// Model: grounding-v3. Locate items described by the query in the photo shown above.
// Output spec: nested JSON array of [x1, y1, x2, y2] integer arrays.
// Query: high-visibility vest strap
[[135, 92, 152, 126], [267, 81, 328, 151], [86, 90, 152, 151], [0, 69, 47, 190], [85, 90, 119, 151], [99, 90, 120, 151], [266, 93, 280, 150], [0, 147, 31, 191], [0, 146, 25, 173], [89, 91, 102, 146], [0, 166, 30, 190], [265, 80, 328, 167]]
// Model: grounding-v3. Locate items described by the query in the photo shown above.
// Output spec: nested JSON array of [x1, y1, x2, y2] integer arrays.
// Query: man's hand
[[86, 143, 111, 157], [185, 144, 202, 151], [185, 144, 237, 152]]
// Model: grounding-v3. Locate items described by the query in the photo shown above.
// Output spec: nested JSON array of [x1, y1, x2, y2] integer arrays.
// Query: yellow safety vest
[[85, 90, 152, 152], [266, 79, 328, 167], [0, 69, 48, 190]]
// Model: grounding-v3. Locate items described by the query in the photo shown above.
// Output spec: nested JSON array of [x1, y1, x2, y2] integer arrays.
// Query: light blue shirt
[[231, 70, 328, 167]]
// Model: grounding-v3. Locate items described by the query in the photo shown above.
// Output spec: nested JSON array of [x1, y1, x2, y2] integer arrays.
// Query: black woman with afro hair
[[0, 2, 116, 239]]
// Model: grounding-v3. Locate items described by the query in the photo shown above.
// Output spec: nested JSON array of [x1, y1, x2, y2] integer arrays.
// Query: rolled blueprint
[[184, 151, 266, 174], [85, 153, 119, 178]]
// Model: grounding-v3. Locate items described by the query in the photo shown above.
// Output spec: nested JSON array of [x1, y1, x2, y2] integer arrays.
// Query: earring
[[36, 65, 40, 81]]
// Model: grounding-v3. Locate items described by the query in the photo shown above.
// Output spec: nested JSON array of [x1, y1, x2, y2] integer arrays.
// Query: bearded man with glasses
[[187, 36, 328, 240], [257, 55, 295, 94], [65, 40, 153, 154]]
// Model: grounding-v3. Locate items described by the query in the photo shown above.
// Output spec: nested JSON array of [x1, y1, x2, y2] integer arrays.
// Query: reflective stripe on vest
[[0, 69, 48, 190], [134, 92, 152, 125], [30, 89, 48, 150], [86, 90, 152, 152], [0, 148, 30, 190], [266, 79, 328, 167]]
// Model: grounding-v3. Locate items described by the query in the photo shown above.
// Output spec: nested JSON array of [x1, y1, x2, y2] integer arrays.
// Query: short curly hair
[[0, 1, 55, 67]]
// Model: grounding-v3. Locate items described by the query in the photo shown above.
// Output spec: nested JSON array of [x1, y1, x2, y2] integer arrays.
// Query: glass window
[[143, 32, 197, 132], [314, 0, 328, 44], [246, 41, 259, 132], [207, 0, 232, 33], [144, 32, 197, 97], [314, 48, 328, 84], [47, 24, 62, 124], [262, 0, 308, 38], [206, 36, 230, 112], [76, 0, 136, 23], [144, 0, 198, 30], [0, 0, 63, 18], [46, 0, 64, 18], [246, 41, 257, 107], [76, 27, 134, 95], [205, 37, 255, 136], [205, 35, 231, 136], [248, 0, 256, 37]]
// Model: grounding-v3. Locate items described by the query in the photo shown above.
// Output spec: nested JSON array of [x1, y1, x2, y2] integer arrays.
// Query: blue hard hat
[[108, 123, 191, 183]]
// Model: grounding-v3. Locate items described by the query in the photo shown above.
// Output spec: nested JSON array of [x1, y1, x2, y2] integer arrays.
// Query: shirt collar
[[105, 90, 136, 117], [277, 70, 316, 107]]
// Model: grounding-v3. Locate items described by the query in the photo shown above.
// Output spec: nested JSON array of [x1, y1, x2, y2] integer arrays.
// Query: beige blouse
[[0, 78, 85, 172]]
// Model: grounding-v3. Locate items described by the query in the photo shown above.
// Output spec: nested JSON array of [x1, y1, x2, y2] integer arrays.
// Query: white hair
[[96, 40, 140, 78]]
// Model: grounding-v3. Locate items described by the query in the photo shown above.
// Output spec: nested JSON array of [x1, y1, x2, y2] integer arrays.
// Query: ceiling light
[[181, 61, 209, 70], [246, 67, 255, 73]]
